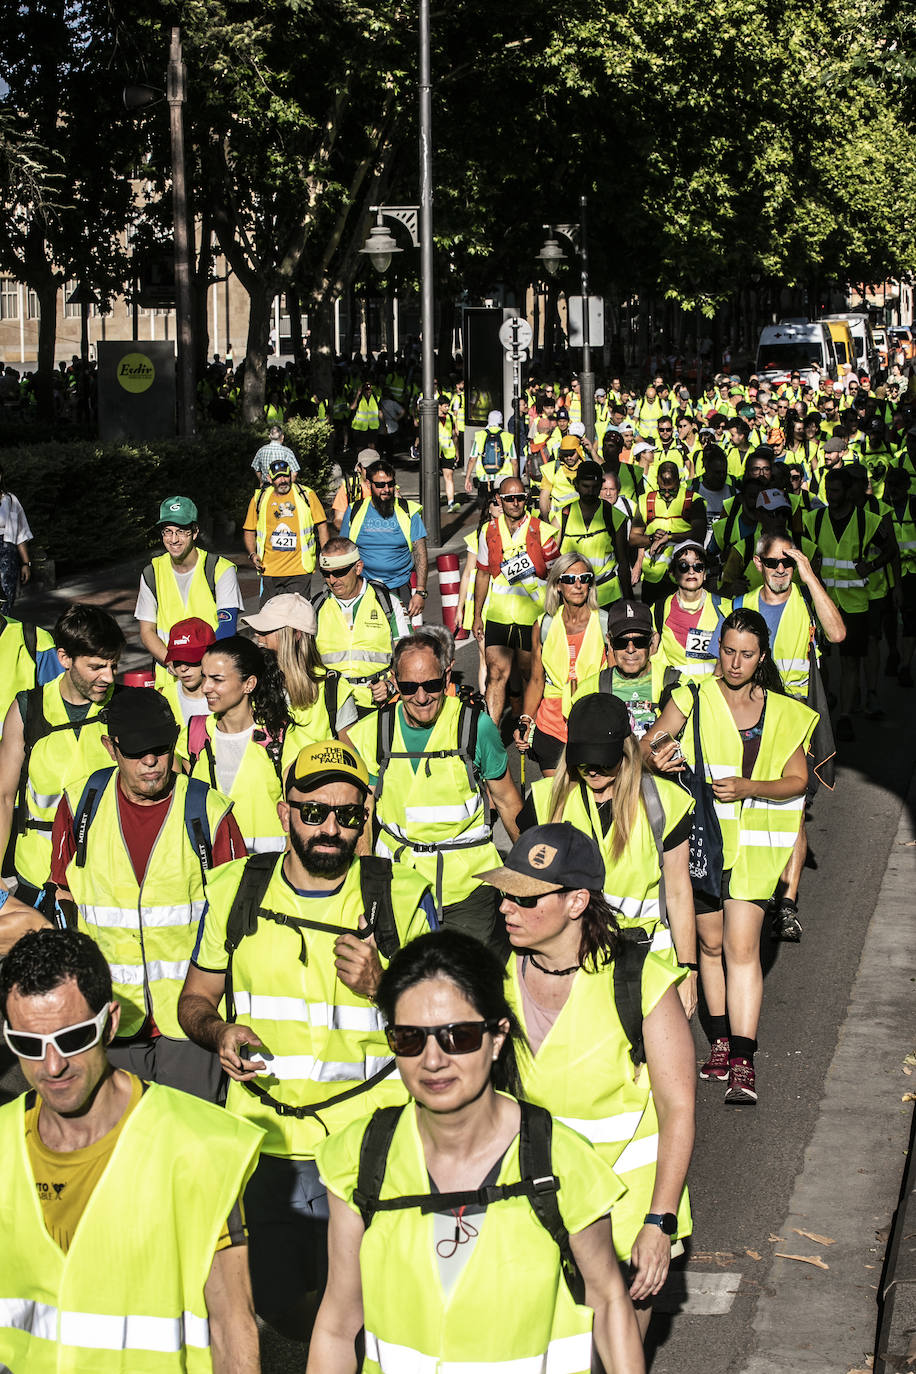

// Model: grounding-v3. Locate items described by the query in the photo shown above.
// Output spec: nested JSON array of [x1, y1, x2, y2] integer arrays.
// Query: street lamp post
[[358, 1, 439, 543], [536, 196, 596, 444]]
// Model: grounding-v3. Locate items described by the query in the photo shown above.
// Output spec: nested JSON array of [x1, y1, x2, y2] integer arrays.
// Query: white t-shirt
[[211, 725, 255, 796], [175, 688, 211, 728], [134, 558, 244, 622], [0, 493, 33, 546]]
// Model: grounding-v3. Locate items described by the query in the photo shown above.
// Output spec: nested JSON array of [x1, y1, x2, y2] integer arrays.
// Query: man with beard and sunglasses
[[0, 928, 263, 1374], [178, 740, 434, 1341]]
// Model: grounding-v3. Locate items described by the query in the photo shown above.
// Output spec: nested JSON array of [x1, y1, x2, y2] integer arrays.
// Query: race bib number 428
[[500, 550, 536, 584]]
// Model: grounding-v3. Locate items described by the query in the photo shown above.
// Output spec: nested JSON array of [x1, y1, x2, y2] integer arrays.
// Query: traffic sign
[[498, 317, 533, 354], [568, 296, 604, 347]]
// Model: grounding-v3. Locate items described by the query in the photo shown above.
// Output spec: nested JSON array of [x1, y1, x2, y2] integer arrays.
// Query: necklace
[[528, 953, 580, 977], [676, 588, 705, 612]]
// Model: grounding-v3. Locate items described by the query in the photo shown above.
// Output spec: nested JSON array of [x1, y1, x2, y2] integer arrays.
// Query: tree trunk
[[33, 276, 59, 423], [241, 281, 273, 423], [193, 209, 213, 379], [309, 291, 335, 399], [287, 287, 305, 364]]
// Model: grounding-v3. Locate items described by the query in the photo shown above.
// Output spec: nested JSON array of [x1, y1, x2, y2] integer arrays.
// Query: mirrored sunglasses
[[4, 1004, 110, 1061], [558, 572, 594, 586], [288, 800, 367, 829]]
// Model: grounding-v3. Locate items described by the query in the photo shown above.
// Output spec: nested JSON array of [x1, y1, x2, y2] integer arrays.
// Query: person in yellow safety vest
[[539, 434, 586, 521], [349, 379, 382, 442], [594, 386, 611, 445], [634, 385, 669, 443], [545, 404, 572, 456], [566, 375, 583, 421], [803, 466, 895, 742], [0, 604, 125, 908], [46, 687, 246, 1098], [645, 608, 817, 1106], [0, 613, 62, 742], [558, 461, 633, 608], [713, 533, 846, 943], [634, 462, 708, 607], [466, 409, 517, 504], [471, 477, 561, 724], [251, 424, 300, 486], [437, 395, 460, 512], [136, 495, 243, 692], [592, 599, 666, 738], [244, 458, 329, 604], [513, 553, 608, 776], [157, 616, 215, 729], [475, 826, 694, 1346], [349, 633, 522, 943], [178, 740, 435, 1340], [310, 927, 645, 1374], [311, 539, 411, 716], [644, 415, 686, 488], [0, 926, 264, 1374], [176, 635, 313, 854], [655, 540, 732, 686], [448, 377, 466, 434], [886, 466, 916, 686]]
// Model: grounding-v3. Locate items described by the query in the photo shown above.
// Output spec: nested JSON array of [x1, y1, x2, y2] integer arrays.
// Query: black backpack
[[353, 1099, 586, 1303], [220, 850, 404, 1122]]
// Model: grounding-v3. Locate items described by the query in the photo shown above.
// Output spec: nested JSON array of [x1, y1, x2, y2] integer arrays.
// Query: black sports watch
[[644, 1212, 678, 1236]]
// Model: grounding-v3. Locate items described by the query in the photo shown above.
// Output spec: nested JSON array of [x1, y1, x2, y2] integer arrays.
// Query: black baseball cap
[[606, 600, 653, 640], [104, 688, 180, 754], [555, 407, 569, 420], [575, 461, 603, 483], [475, 823, 605, 897], [565, 693, 632, 770]]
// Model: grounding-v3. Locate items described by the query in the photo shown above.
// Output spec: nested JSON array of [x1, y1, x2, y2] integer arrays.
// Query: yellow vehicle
[[823, 319, 855, 376]]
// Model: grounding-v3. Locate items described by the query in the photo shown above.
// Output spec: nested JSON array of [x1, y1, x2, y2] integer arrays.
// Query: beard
[[374, 494, 396, 518], [290, 825, 358, 879]]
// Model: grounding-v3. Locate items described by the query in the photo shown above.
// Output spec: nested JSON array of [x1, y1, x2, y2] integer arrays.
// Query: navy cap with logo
[[475, 823, 605, 897], [104, 687, 180, 754], [555, 407, 569, 420]]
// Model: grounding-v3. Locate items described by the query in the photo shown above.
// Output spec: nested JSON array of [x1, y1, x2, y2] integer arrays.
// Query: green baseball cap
[[158, 495, 198, 527]]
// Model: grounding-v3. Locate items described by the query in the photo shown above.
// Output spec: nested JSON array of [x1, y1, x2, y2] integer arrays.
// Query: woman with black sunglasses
[[480, 825, 695, 1348], [309, 928, 644, 1374], [655, 539, 732, 686], [514, 553, 607, 776]]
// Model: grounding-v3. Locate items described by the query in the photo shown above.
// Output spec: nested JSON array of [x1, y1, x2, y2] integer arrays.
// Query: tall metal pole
[[418, 0, 440, 543], [168, 28, 196, 438], [579, 193, 596, 444]]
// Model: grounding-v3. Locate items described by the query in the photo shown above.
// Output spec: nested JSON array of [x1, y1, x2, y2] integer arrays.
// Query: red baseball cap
[[164, 617, 216, 664]]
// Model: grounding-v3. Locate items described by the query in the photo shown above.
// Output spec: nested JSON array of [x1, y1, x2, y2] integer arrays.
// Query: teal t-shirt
[[366, 704, 508, 784]]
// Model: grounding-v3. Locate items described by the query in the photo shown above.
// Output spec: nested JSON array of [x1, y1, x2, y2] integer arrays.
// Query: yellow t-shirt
[[244, 484, 327, 577], [25, 1072, 245, 1253]]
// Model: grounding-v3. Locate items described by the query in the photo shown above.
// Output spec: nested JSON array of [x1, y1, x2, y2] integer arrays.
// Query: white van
[[822, 312, 880, 381], [755, 321, 837, 386]]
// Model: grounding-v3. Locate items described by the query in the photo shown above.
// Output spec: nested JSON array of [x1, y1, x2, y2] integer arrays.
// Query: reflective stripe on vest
[[0, 1296, 210, 1353], [363, 1329, 593, 1374], [254, 1052, 395, 1083], [234, 990, 385, 1033]]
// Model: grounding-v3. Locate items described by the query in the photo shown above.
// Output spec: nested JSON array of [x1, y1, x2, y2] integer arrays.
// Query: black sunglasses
[[386, 1020, 499, 1056], [674, 559, 706, 573], [612, 633, 652, 649], [396, 675, 446, 696], [501, 493, 527, 503], [321, 562, 360, 578], [499, 887, 565, 907], [371, 479, 396, 489], [287, 800, 367, 829], [760, 555, 794, 570]]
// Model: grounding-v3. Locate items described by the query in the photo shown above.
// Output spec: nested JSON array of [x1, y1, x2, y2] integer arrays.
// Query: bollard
[[436, 553, 461, 631]]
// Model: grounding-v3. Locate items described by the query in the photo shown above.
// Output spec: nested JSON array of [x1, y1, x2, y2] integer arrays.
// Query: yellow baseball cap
[[286, 741, 370, 796]]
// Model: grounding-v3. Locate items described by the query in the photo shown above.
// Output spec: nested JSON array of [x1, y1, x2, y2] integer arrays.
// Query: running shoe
[[724, 1058, 757, 1105], [771, 898, 802, 943], [699, 1038, 730, 1082]]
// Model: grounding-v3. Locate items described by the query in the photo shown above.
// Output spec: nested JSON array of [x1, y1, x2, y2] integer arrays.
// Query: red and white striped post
[[436, 553, 461, 631]]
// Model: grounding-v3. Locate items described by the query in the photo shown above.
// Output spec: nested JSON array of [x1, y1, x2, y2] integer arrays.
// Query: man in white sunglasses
[[0, 926, 263, 1373]]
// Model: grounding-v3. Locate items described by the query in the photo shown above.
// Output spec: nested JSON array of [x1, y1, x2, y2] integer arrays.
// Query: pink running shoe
[[699, 1037, 730, 1082], [724, 1057, 757, 1105]]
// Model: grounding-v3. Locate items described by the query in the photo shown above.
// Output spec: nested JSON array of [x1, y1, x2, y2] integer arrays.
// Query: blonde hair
[[547, 735, 645, 863], [272, 627, 327, 710], [544, 552, 598, 617]]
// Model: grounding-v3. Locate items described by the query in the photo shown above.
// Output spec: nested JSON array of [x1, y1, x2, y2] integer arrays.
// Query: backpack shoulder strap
[[639, 774, 665, 870], [354, 1105, 406, 1227], [613, 927, 653, 1066], [518, 1101, 585, 1305], [188, 712, 209, 764], [457, 699, 483, 797], [813, 506, 826, 543], [72, 768, 117, 868], [183, 777, 214, 881], [358, 855, 401, 958], [369, 581, 395, 618], [22, 620, 37, 664], [396, 497, 410, 517], [203, 551, 219, 598], [141, 561, 156, 596], [324, 671, 341, 735], [559, 506, 570, 542], [539, 613, 553, 645], [224, 851, 277, 959], [311, 586, 329, 614], [653, 599, 666, 634], [374, 703, 398, 794]]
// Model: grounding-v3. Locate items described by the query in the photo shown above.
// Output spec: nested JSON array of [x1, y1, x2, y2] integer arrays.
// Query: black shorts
[[484, 620, 534, 652], [694, 869, 768, 914], [531, 726, 565, 771], [838, 608, 869, 657], [866, 591, 893, 638], [439, 454, 458, 471]]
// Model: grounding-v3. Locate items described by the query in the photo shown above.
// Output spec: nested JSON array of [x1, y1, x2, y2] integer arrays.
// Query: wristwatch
[[644, 1212, 678, 1236], [416, 588, 428, 599]]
